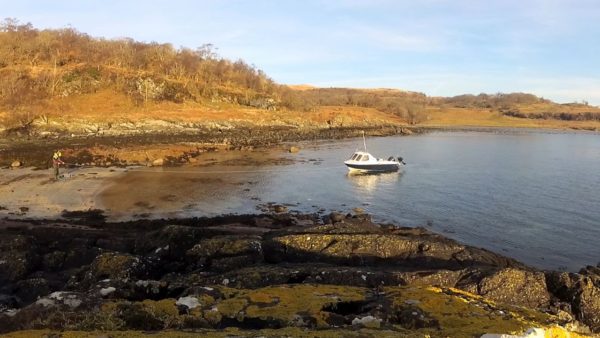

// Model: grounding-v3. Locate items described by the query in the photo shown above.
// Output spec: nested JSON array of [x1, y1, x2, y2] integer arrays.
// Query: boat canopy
[[350, 152, 372, 162]]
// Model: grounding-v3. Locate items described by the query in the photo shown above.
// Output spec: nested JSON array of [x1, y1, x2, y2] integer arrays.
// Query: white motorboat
[[343, 133, 405, 173], [344, 151, 404, 172]]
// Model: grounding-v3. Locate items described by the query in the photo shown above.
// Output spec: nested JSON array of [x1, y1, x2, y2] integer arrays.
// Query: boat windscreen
[[360, 155, 369, 161]]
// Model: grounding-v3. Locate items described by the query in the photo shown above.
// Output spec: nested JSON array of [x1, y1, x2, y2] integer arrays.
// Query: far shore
[[2, 122, 599, 169]]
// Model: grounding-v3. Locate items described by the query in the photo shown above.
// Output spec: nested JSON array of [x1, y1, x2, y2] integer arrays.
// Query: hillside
[[1, 18, 599, 139]]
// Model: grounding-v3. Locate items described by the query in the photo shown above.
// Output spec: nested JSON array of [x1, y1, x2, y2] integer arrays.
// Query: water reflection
[[346, 171, 403, 194]]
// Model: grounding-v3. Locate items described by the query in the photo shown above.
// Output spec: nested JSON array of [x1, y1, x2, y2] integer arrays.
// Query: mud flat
[[0, 209, 598, 337]]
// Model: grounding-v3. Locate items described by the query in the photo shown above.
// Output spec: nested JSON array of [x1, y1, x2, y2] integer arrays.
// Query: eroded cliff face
[[0, 211, 596, 336]]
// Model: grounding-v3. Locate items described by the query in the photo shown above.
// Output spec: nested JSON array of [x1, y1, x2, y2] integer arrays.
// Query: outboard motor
[[398, 157, 406, 165]]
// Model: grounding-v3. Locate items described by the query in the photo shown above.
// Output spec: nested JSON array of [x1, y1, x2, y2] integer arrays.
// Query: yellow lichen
[[544, 326, 589, 338], [141, 299, 179, 317], [384, 285, 565, 338], [248, 291, 278, 304], [203, 308, 223, 325], [214, 297, 248, 318], [94, 253, 138, 278], [100, 301, 119, 313], [211, 284, 367, 329], [2, 284, 592, 338]]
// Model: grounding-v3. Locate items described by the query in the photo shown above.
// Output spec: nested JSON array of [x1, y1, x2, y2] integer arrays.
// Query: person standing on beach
[[52, 150, 65, 180]]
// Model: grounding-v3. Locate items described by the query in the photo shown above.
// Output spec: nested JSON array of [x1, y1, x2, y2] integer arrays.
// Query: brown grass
[[20, 90, 408, 128], [422, 106, 600, 130], [3, 85, 599, 132]]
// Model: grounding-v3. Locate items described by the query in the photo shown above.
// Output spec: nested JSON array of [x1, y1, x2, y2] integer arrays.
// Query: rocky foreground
[[0, 210, 598, 337]]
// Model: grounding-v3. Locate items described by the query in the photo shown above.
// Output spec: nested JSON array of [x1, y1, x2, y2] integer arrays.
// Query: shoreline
[[2, 123, 598, 169], [0, 125, 415, 168]]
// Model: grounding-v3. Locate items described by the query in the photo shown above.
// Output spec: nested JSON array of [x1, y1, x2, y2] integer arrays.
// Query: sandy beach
[[0, 166, 128, 219], [0, 147, 294, 221]]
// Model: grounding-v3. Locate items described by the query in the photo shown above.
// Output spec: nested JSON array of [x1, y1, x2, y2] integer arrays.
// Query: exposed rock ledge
[[0, 125, 415, 167], [0, 211, 597, 337]]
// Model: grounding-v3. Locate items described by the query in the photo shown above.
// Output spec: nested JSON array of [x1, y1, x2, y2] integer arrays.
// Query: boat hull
[[344, 162, 400, 173]]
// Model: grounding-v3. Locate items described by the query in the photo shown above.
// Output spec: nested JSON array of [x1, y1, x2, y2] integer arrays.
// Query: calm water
[[109, 130, 600, 271]]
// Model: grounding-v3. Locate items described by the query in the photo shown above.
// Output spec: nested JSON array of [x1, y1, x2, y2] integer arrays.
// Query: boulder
[[83, 252, 160, 284], [400, 127, 413, 135], [577, 279, 600, 332], [546, 271, 600, 332], [273, 205, 288, 213], [288, 146, 300, 153], [393, 306, 439, 330], [42, 251, 67, 271], [328, 211, 345, 224], [186, 236, 263, 271], [1, 291, 101, 332], [187, 236, 262, 258], [352, 207, 365, 214], [137, 224, 207, 259], [151, 158, 164, 166], [0, 235, 38, 283], [14, 278, 51, 305], [263, 224, 522, 270], [10, 161, 21, 168], [460, 268, 551, 309]]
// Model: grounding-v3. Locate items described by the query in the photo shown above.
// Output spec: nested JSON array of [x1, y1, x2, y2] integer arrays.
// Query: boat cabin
[[349, 151, 374, 162]]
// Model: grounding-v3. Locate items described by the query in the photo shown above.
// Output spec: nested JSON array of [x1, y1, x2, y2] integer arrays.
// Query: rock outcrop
[[0, 212, 596, 336], [546, 267, 600, 332]]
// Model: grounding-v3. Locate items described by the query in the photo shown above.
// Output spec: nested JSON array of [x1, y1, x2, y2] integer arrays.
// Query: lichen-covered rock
[[13, 278, 52, 305], [0, 212, 596, 336], [392, 305, 440, 330], [62, 244, 103, 270], [263, 224, 521, 270], [577, 279, 600, 332], [547, 271, 600, 332], [0, 284, 586, 336], [0, 291, 102, 332], [82, 252, 160, 284], [41, 251, 67, 271], [137, 224, 206, 259], [400, 268, 466, 287], [187, 236, 262, 258], [460, 268, 551, 309], [328, 211, 345, 224], [0, 235, 38, 283], [186, 235, 263, 271]]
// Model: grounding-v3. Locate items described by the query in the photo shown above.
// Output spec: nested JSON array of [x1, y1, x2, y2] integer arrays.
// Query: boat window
[[355, 155, 363, 161], [361, 155, 369, 161], [351, 154, 359, 160]]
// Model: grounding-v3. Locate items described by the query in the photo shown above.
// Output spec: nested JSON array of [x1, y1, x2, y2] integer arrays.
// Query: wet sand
[[0, 166, 128, 219], [0, 148, 294, 221]]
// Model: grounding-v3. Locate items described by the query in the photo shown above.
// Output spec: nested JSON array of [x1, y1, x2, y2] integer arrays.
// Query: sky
[[3, 0, 600, 105]]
